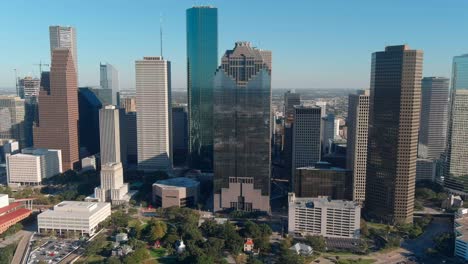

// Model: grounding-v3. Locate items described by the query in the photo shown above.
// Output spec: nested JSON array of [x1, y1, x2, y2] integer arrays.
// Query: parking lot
[[27, 239, 81, 264]]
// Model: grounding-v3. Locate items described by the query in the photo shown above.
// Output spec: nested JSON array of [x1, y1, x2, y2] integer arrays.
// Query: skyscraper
[[100, 63, 119, 105], [49, 26, 77, 75], [445, 54, 468, 194], [172, 105, 188, 166], [291, 106, 322, 183], [321, 113, 335, 154], [419, 77, 449, 160], [284, 90, 300, 118], [346, 90, 369, 203], [34, 48, 79, 171], [99, 105, 122, 164], [366, 45, 423, 224], [0, 96, 26, 147], [213, 42, 271, 212], [135, 57, 172, 172], [186, 6, 218, 171], [78, 87, 102, 156], [18, 77, 40, 100]]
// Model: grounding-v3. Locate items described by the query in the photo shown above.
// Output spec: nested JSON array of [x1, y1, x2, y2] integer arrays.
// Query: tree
[[305, 235, 326, 252], [111, 210, 131, 229], [247, 256, 263, 264], [123, 248, 157, 264], [107, 256, 122, 264], [85, 235, 107, 256], [360, 219, 369, 237], [149, 221, 167, 242], [200, 219, 222, 237], [203, 237, 225, 260], [223, 222, 244, 254], [434, 232, 454, 256], [243, 221, 261, 238], [278, 251, 305, 264]]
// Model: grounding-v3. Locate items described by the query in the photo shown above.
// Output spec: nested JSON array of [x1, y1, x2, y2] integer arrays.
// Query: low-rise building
[[152, 177, 200, 208], [37, 201, 111, 236], [0, 194, 32, 234], [6, 148, 62, 185], [288, 193, 360, 239], [455, 209, 468, 261], [81, 155, 97, 172], [289, 243, 313, 256]]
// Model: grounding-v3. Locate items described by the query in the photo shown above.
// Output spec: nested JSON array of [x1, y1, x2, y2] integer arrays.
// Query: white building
[[136, 56, 172, 172], [6, 148, 62, 185], [100, 63, 119, 105], [288, 193, 360, 239], [94, 162, 130, 205], [37, 201, 111, 236], [49, 26, 77, 74], [0, 194, 8, 208]]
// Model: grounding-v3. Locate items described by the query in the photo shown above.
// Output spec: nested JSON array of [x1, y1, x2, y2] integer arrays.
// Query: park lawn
[[149, 247, 167, 258], [83, 255, 106, 263], [337, 259, 375, 264], [366, 222, 391, 230]]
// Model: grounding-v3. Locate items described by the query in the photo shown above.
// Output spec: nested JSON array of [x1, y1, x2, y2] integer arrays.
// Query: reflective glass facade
[[186, 6, 218, 171]]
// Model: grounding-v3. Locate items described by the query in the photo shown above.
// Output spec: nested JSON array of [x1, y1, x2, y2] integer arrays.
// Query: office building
[[346, 90, 369, 203], [34, 48, 79, 171], [315, 101, 327, 118], [81, 155, 97, 172], [94, 162, 130, 205], [125, 112, 137, 164], [7, 148, 62, 185], [419, 77, 449, 160], [0, 96, 26, 147], [0, 140, 19, 164], [454, 209, 468, 261], [282, 118, 294, 183], [172, 105, 188, 166], [444, 54, 468, 194], [291, 106, 321, 183], [284, 90, 300, 117], [120, 97, 136, 113], [213, 42, 271, 212], [99, 105, 124, 164], [152, 177, 200, 208], [186, 6, 218, 171], [18, 77, 40, 100], [38, 201, 111, 236], [416, 158, 436, 182], [0, 194, 32, 234], [100, 63, 119, 105], [366, 45, 423, 224], [321, 113, 336, 155], [135, 57, 172, 172], [78, 87, 102, 156], [288, 193, 360, 239], [49, 26, 77, 75], [294, 162, 352, 200]]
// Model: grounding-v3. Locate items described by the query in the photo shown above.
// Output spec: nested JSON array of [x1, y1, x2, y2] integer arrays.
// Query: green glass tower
[[186, 6, 218, 171]]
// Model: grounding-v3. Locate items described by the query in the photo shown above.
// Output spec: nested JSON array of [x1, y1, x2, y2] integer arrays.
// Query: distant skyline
[[1, 0, 468, 90]]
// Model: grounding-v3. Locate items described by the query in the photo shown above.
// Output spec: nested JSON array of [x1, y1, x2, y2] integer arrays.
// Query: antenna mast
[[160, 14, 163, 58]]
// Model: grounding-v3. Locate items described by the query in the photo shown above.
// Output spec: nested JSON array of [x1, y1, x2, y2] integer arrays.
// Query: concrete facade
[[152, 177, 199, 208]]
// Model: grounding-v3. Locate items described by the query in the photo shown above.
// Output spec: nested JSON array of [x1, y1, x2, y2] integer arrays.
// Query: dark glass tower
[[366, 45, 423, 224], [213, 42, 271, 212], [186, 6, 218, 171], [78, 87, 102, 156]]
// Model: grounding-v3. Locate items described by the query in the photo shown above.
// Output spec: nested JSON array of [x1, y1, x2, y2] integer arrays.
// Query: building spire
[[160, 14, 163, 59]]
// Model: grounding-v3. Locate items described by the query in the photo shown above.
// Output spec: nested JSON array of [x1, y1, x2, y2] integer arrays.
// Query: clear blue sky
[[1, 0, 467, 90]]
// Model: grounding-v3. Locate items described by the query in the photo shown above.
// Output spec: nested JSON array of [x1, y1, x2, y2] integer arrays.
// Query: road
[[11, 230, 33, 264]]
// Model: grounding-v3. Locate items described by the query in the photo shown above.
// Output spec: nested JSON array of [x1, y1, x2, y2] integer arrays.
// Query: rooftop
[[289, 194, 360, 210], [39, 201, 110, 218], [0, 208, 31, 225], [153, 177, 200, 188], [297, 161, 348, 172]]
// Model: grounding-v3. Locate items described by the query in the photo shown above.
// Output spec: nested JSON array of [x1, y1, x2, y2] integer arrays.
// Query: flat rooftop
[[153, 177, 199, 188], [291, 196, 360, 210], [38, 201, 110, 219]]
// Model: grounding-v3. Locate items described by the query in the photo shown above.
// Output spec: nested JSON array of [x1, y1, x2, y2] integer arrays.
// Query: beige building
[[152, 177, 199, 208], [37, 201, 111, 236], [346, 90, 369, 203], [288, 193, 360, 239], [93, 162, 130, 205]]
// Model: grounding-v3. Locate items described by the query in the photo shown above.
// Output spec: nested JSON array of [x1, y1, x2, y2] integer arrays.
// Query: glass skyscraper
[[213, 42, 271, 213], [186, 6, 218, 171], [444, 54, 468, 194]]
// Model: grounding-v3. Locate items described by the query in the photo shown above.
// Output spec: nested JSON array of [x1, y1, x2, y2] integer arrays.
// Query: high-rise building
[[346, 90, 369, 203], [445, 55, 468, 193], [172, 105, 188, 166], [49, 26, 77, 75], [321, 113, 335, 154], [315, 101, 327, 118], [284, 90, 301, 117], [135, 57, 172, 172], [291, 106, 321, 183], [186, 6, 218, 171], [18, 77, 40, 100], [213, 42, 271, 212], [78, 87, 102, 156], [99, 105, 126, 165], [94, 162, 130, 205], [120, 97, 136, 113], [100, 63, 119, 105], [124, 112, 137, 164], [294, 162, 352, 200], [0, 96, 26, 147], [419, 77, 449, 160], [366, 45, 423, 224], [34, 48, 79, 171]]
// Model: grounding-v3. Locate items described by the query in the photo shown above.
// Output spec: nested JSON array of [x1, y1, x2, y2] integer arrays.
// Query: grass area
[[149, 247, 167, 258], [367, 222, 390, 230], [81, 255, 106, 263], [337, 259, 375, 264]]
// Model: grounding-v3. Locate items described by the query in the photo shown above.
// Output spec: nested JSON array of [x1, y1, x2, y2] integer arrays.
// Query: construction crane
[[33, 60, 50, 75]]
